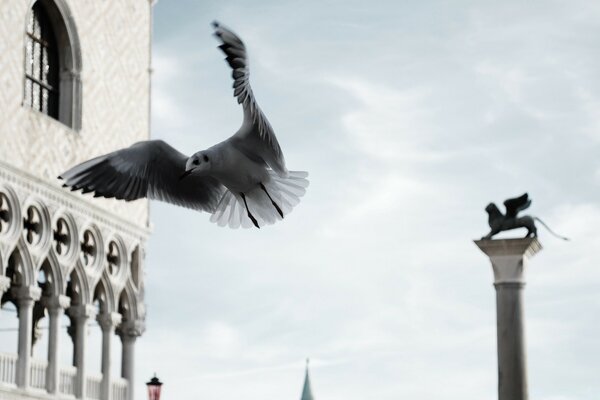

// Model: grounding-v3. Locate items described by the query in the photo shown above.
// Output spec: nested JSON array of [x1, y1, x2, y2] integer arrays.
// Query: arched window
[[25, 3, 59, 119], [23, 0, 82, 130]]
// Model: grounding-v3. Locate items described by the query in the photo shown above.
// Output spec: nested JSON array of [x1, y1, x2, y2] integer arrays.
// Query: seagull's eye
[[192, 159, 199, 165], [203, 155, 209, 162]]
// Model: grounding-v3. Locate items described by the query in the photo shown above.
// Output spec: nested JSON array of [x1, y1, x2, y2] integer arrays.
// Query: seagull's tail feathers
[[209, 170, 309, 229]]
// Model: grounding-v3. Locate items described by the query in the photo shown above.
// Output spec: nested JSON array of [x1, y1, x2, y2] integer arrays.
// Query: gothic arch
[[118, 283, 142, 323], [67, 262, 90, 306], [93, 275, 116, 314], [24, 0, 82, 129], [129, 245, 142, 290], [7, 243, 35, 287], [41, 252, 66, 296]]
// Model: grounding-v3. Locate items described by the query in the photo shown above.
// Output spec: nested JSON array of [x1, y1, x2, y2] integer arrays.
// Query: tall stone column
[[42, 295, 71, 394], [117, 320, 145, 400], [98, 312, 122, 400], [475, 238, 542, 400], [12, 285, 42, 388], [68, 304, 97, 399]]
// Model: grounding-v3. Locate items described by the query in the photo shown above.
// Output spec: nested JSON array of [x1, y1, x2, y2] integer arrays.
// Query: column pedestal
[[475, 238, 542, 400]]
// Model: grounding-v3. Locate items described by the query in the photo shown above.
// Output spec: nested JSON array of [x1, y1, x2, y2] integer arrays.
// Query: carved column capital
[[11, 285, 42, 303], [42, 295, 71, 311], [97, 312, 122, 332], [67, 304, 97, 321], [474, 238, 542, 284], [0, 276, 10, 296], [117, 319, 145, 339]]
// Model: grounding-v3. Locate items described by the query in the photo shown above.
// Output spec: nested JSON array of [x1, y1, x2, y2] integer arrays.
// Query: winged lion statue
[[482, 193, 569, 241]]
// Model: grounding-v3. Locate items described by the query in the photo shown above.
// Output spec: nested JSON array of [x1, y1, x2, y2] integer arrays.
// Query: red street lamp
[[146, 375, 163, 400]]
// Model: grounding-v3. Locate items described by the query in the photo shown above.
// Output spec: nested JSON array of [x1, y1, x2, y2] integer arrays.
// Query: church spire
[[300, 358, 315, 400]]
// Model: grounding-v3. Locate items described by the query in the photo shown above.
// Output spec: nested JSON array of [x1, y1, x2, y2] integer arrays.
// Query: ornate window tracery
[[107, 241, 121, 276], [80, 230, 97, 268], [0, 193, 11, 234], [53, 217, 70, 255], [23, 206, 43, 246]]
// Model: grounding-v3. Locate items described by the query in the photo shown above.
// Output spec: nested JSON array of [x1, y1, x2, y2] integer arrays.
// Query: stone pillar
[[475, 238, 542, 400], [98, 312, 122, 400], [12, 285, 42, 388], [117, 320, 144, 400], [68, 304, 97, 399], [42, 295, 71, 394]]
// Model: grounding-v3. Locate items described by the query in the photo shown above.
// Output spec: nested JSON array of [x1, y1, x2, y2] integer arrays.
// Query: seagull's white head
[[181, 151, 212, 179]]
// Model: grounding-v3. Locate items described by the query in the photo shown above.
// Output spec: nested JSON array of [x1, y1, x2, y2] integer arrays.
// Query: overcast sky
[[134, 1, 600, 399]]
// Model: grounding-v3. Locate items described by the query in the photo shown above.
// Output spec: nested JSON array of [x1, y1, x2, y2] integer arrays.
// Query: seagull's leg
[[260, 183, 284, 219], [240, 192, 260, 229]]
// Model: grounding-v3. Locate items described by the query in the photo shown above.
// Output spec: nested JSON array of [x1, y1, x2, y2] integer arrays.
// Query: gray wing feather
[[59, 140, 225, 213], [212, 21, 288, 177]]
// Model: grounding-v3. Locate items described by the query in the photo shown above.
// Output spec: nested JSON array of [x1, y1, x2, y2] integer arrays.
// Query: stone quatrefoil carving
[[23, 205, 42, 245], [107, 241, 120, 276], [0, 193, 11, 233], [80, 230, 96, 267], [53, 218, 70, 255]]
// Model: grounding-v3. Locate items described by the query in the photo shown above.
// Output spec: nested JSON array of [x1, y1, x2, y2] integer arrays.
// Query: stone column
[[67, 304, 97, 399], [42, 295, 71, 394], [117, 320, 144, 400], [98, 312, 122, 400], [475, 238, 542, 400], [12, 285, 42, 388]]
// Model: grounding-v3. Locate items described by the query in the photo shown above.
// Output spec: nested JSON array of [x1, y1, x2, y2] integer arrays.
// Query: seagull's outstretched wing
[[503, 193, 531, 219], [212, 21, 288, 177], [59, 140, 225, 212]]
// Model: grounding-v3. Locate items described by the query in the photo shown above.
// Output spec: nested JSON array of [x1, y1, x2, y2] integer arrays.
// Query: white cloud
[[137, 1, 600, 399]]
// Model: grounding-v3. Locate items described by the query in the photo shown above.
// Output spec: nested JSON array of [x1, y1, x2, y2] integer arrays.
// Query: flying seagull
[[59, 21, 309, 229]]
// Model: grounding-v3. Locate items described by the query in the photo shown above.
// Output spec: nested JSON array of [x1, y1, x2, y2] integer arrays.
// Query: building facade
[[0, 1, 153, 400]]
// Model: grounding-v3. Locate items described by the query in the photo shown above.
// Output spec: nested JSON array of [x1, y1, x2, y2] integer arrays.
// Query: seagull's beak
[[180, 169, 193, 180]]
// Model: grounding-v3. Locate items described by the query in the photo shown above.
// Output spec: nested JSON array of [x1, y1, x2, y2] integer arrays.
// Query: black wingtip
[[57, 175, 63, 180], [212, 20, 219, 29]]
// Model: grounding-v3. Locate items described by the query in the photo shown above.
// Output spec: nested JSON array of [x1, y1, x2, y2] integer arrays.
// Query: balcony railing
[[112, 377, 128, 400], [30, 359, 47, 390], [0, 352, 129, 400], [0, 353, 17, 386], [86, 373, 102, 400], [60, 365, 77, 396]]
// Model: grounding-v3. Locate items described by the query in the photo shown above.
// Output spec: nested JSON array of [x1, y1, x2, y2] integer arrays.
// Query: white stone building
[[0, 1, 153, 400]]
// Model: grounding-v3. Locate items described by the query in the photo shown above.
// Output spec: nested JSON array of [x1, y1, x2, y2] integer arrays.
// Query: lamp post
[[146, 375, 163, 400]]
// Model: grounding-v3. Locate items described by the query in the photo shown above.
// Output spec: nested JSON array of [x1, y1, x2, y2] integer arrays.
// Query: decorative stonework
[[0, 0, 152, 226], [0, 1, 152, 399]]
